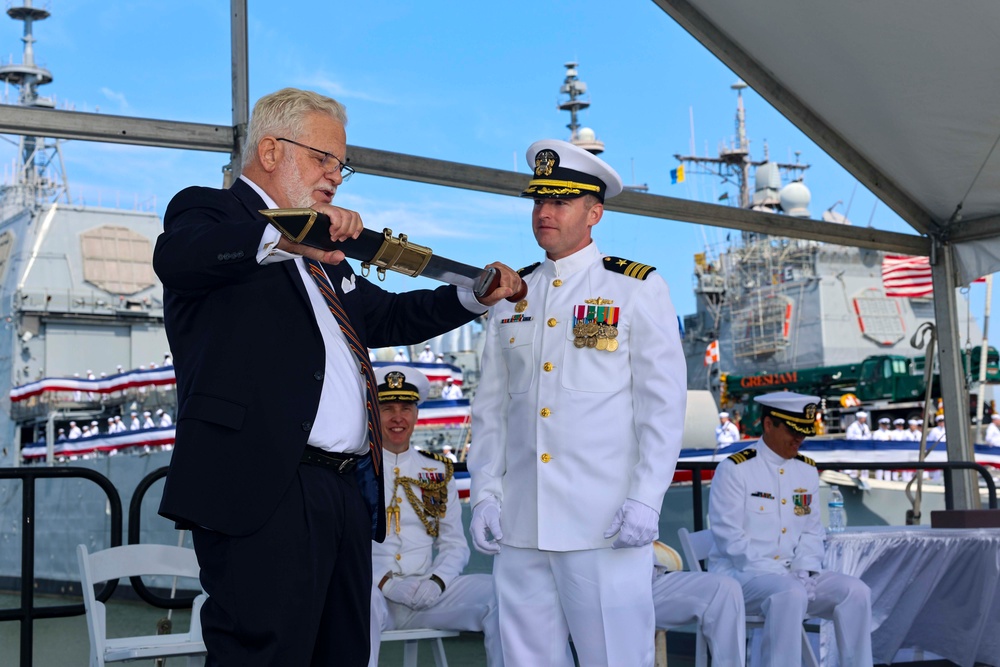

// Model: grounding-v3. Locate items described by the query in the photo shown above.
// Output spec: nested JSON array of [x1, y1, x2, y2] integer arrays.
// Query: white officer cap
[[376, 364, 429, 404], [893, 418, 905, 425], [718, 411, 730, 419], [936, 414, 945, 422], [856, 411, 869, 418], [522, 139, 623, 202], [754, 392, 820, 436], [908, 419, 920, 425], [878, 417, 891, 424], [992, 414, 1000, 422]]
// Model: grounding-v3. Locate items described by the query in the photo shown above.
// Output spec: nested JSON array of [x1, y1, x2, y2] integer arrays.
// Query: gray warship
[[676, 83, 986, 424]]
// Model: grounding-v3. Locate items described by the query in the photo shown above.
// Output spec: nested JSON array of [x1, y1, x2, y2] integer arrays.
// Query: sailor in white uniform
[[906, 418, 922, 442], [370, 365, 502, 667], [708, 392, 873, 667], [985, 413, 1000, 447], [871, 417, 892, 441], [157, 409, 174, 428], [440, 377, 463, 400], [142, 411, 156, 429], [927, 414, 946, 442], [417, 344, 436, 363], [469, 139, 687, 667], [844, 411, 871, 440], [716, 411, 741, 447], [651, 541, 746, 666], [68, 421, 82, 439]]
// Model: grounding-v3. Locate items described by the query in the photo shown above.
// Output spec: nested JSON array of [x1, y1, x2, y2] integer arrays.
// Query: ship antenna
[[0, 0, 69, 212], [558, 61, 604, 155]]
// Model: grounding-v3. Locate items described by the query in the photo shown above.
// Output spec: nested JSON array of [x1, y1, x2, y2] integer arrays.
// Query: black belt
[[301, 447, 362, 473]]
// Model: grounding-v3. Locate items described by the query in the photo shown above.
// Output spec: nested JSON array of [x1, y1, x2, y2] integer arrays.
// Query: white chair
[[77, 543, 208, 667], [381, 628, 459, 667], [677, 527, 819, 667]]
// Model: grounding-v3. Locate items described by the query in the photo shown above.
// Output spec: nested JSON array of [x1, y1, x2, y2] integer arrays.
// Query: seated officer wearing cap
[[707, 392, 873, 667], [370, 365, 502, 667], [469, 139, 686, 666]]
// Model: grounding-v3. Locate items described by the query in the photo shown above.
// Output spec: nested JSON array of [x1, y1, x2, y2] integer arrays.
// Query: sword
[[260, 208, 527, 302]]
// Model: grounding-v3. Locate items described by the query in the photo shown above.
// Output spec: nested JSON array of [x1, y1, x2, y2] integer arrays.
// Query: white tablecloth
[[823, 526, 1000, 667]]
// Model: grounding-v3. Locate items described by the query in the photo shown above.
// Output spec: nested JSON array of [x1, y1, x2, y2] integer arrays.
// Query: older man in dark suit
[[153, 87, 520, 666]]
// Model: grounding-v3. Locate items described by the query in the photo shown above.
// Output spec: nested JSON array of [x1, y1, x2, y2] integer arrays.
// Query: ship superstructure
[[0, 2, 169, 466], [677, 84, 981, 402]]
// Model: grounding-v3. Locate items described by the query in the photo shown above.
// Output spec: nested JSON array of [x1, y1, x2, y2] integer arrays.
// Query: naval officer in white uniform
[[708, 392, 873, 667], [469, 139, 687, 666], [369, 365, 502, 667]]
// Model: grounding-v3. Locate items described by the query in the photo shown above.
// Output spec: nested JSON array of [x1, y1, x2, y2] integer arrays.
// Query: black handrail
[[0, 467, 122, 667], [127, 466, 197, 609]]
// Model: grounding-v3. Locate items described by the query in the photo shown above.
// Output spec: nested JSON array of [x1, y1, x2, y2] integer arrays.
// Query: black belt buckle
[[302, 447, 359, 473]]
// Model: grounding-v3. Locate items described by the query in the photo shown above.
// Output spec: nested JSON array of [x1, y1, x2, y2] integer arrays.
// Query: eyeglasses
[[276, 137, 355, 180]]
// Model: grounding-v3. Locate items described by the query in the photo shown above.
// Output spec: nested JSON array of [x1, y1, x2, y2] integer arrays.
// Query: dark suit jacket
[[153, 179, 478, 541]]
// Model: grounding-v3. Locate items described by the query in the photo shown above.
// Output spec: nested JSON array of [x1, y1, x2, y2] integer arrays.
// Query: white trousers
[[653, 570, 746, 667], [369, 573, 503, 667], [742, 571, 873, 667], [494, 545, 654, 667]]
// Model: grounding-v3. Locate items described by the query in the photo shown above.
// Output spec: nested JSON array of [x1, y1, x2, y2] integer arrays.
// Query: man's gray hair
[[242, 88, 348, 172]]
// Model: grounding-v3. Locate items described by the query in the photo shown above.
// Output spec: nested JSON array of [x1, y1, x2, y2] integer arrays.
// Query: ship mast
[[558, 61, 605, 154], [673, 81, 806, 210], [0, 0, 69, 212]]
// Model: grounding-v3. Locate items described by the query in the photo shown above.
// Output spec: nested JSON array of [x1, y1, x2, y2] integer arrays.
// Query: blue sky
[[0, 0, 995, 335]]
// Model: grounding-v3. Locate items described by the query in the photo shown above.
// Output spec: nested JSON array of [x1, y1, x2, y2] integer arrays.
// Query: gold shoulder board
[[602, 256, 656, 280], [728, 448, 758, 465], [795, 453, 817, 467]]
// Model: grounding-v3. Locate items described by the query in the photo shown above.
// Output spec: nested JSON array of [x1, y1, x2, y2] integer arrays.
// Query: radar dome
[[780, 181, 811, 217], [577, 127, 596, 142]]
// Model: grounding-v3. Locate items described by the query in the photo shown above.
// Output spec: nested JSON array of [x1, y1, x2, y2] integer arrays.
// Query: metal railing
[[1, 459, 997, 665], [0, 467, 122, 667]]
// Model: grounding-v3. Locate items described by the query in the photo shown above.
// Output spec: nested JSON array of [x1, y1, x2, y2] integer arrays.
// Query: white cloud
[[99, 87, 130, 112]]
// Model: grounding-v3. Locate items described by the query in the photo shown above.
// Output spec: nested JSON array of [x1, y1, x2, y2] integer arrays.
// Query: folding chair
[[678, 527, 819, 667], [381, 628, 459, 667], [77, 543, 207, 666]]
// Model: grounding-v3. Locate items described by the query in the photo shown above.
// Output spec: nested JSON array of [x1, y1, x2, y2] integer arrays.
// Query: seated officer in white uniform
[[369, 365, 502, 667], [708, 392, 873, 667], [716, 411, 741, 447], [651, 541, 746, 666]]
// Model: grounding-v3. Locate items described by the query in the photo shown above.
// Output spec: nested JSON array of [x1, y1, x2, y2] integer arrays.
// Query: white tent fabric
[[655, 0, 1000, 281]]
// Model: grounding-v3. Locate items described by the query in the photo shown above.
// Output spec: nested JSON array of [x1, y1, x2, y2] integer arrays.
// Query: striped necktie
[[303, 258, 382, 475]]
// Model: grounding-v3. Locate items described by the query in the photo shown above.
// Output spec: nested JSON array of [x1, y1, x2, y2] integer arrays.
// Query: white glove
[[603, 499, 660, 549], [381, 576, 421, 606], [792, 569, 817, 601], [410, 578, 444, 610], [471, 497, 503, 555]]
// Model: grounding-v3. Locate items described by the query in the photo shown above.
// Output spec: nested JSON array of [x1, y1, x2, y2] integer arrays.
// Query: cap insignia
[[534, 149, 558, 177], [386, 371, 405, 390], [804, 403, 817, 420]]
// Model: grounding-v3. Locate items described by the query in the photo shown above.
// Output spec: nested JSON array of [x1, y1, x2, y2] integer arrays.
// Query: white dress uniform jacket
[[707, 442, 824, 582], [708, 442, 873, 667], [845, 420, 871, 440], [716, 421, 741, 446], [986, 422, 1000, 447], [371, 447, 502, 667], [470, 242, 687, 550], [373, 448, 468, 585]]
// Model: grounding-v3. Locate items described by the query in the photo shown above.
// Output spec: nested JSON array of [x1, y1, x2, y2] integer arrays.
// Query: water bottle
[[827, 485, 846, 533]]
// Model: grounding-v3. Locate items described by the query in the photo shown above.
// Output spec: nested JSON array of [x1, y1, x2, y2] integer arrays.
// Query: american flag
[[881, 255, 934, 298], [882, 254, 985, 297]]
